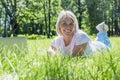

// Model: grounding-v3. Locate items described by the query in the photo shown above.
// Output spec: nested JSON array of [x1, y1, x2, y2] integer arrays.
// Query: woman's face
[[60, 17, 75, 37]]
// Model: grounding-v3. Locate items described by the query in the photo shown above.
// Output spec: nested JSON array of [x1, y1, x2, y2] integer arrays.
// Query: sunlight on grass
[[0, 37, 120, 80]]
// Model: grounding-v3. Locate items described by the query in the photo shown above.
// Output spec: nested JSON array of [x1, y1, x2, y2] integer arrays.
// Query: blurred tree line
[[0, 0, 120, 38]]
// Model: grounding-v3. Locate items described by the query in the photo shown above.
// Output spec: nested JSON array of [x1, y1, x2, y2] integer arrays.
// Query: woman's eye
[[70, 23, 73, 26], [61, 22, 74, 27], [62, 23, 67, 26]]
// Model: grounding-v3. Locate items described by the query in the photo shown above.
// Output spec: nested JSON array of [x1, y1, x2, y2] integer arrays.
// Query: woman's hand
[[47, 46, 56, 55], [72, 42, 88, 56]]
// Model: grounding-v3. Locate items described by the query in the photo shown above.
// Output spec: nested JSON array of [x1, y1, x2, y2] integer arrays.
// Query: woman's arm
[[72, 42, 88, 56]]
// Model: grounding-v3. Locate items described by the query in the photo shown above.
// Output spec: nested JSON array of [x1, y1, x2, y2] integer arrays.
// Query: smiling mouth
[[64, 29, 72, 33]]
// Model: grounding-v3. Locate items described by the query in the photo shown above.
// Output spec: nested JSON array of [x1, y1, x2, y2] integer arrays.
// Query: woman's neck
[[63, 36, 73, 46]]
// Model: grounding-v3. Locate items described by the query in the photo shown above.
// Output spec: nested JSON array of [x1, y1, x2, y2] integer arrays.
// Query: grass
[[0, 37, 120, 80]]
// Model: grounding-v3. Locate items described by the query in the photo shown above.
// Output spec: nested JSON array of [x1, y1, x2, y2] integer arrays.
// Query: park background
[[0, 0, 120, 37], [0, 0, 120, 80]]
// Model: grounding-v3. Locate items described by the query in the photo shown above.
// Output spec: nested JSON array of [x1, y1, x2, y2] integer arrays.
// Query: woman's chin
[[64, 33, 73, 37]]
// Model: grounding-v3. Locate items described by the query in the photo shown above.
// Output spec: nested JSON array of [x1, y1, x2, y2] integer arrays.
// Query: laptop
[[0, 36, 28, 53]]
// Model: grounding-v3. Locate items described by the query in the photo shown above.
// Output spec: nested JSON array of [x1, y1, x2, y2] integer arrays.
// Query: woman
[[48, 10, 109, 56]]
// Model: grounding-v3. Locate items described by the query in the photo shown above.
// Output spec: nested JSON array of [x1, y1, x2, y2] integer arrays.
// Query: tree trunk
[[1, 0, 19, 37], [48, 0, 51, 38], [114, 19, 120, 36], [43, 0, 48, 37], [113, 0, 120, 36], [78, 0, 82, 29]]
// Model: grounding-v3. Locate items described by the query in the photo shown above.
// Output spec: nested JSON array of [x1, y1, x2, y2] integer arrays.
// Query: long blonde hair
[[56, 10, 79, 36]]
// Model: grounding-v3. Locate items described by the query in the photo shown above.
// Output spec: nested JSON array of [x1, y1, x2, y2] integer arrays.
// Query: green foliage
[[1, 0, 120, 36], [26, 34, 47, 39]]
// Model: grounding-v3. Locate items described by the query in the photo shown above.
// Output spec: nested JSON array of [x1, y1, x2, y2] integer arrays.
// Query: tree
[[85, 0, 97, 34], [43, 0, 62, 37], [113, 0, 120, 36], [43, 0, 51, 38], [75, 0, 86, 29], [1, 0, 19, 37]]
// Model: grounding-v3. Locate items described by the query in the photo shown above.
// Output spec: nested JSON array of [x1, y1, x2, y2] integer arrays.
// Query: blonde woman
[[48, 10, 109, 56]]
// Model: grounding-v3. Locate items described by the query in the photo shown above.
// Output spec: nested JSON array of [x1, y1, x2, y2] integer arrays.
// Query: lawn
[[0, 37, 120, 80]]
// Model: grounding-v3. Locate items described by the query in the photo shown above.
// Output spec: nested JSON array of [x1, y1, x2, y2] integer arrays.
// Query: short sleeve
[[51, 39, 56, 48], [51, 36, 62, 49], [75, 31, 91, 45]]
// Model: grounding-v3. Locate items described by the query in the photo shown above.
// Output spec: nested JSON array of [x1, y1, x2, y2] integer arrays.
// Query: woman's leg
[[95, 22, 111, 47]]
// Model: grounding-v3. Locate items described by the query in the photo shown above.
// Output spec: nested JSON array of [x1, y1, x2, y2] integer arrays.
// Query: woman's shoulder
[[75, 30, 90, 38], [51, 36, 63, 46], [53, 36, 63, 41], [75, 30, 87, 35], [73, 29, 91, 45]]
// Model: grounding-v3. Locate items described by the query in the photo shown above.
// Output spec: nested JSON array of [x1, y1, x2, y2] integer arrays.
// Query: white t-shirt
[[84, 40, 108, 56], [51, 30, 108, 56], [51, 30, 91, 55]]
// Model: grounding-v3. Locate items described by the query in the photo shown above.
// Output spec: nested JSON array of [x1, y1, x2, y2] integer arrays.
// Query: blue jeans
[[96, 32, 111, 47]]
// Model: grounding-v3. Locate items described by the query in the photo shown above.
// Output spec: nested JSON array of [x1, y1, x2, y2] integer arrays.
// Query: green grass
[[0, 37, 120, 80]]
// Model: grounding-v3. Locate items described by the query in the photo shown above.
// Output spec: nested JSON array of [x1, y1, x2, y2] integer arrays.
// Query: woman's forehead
[[61, 17, 74, 23]]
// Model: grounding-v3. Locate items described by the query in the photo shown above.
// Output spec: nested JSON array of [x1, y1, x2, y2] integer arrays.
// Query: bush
[[26, 34, 47, 39]]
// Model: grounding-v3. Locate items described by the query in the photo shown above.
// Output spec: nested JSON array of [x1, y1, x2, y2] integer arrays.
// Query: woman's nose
[[62, 23, 74, 28]]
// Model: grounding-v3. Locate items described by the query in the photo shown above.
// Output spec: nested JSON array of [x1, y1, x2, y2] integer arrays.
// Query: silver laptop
[[0, 36, 28, 53]]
